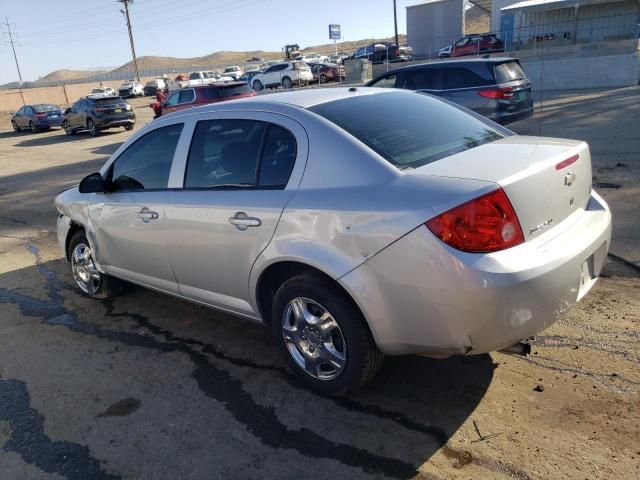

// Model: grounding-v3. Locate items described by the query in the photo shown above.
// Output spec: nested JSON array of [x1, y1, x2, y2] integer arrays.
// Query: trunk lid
[[416, 136, 592, 241]]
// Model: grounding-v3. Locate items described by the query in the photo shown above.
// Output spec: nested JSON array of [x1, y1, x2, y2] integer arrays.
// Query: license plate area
[[577, 255, 597, 300]]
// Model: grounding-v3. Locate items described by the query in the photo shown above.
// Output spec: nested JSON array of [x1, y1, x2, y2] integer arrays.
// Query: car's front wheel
[[271, 273, 384, 395], [68, 230, 122, 298], [62, 120, 74, 135], [281, 76, 292, 89], [124, 125, 134, 131], [11, 121, 20, 132]]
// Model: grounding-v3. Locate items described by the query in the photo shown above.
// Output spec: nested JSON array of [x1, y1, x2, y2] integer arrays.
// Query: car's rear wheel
[[271, 273, 384, 395], [281, 76, 292, 89], [319, 73, 328, 84], [30, 121, 39, 133], [68, 230, 122, 298], [11, 121, 19, 132], [62, 120, 74, 136], [87, 119, 98, 137], [124, 125, 134, 131], [252, 80, 263, 91]]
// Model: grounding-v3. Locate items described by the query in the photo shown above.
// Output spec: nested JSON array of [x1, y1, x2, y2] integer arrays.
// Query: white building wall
[[407, 0, 465, 56]]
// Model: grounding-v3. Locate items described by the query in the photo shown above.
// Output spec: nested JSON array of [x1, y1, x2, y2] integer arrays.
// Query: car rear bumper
[[488, 106, 534, 125], [339, 190, 611, 356], [36, 118, 63, 127], [95, 114, 135, 129]]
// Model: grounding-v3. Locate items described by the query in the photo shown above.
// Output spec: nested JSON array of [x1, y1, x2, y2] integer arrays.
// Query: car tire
[[68, 230, 123, 299], [124, 125, 134, 131], [87, 119, 98, 137], [30, 121, 39, 133], [281, 76, 292, 89], [252, 80, 263, 91], [62, 120, 74, 136], [319, 73, 328, 84], [11, 121, 20, 132], [271, 273, 384, 396]]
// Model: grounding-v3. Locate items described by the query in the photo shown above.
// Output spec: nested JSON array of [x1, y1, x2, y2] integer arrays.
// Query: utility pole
[[393, 0, 399, 46], [117, 0, 140, 82], [2, 17, 25, 105]]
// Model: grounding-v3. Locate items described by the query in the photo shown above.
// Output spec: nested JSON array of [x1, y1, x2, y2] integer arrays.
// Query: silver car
[[55, 88, 611, 395]]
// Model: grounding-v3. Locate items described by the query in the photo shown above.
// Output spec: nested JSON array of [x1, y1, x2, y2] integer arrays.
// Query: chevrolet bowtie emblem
[[564, 172, 576, 186]]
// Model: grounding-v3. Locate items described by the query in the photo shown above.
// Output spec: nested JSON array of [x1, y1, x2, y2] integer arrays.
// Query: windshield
[[293, 62, 309, 70], [32, 104, 60, 112], [91, 89, 103, 93], [309, 92, 504, 169], [120, 83, 132, 88]]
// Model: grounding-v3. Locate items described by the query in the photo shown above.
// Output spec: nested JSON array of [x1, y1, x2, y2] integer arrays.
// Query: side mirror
[[79, 172, 105, 194]]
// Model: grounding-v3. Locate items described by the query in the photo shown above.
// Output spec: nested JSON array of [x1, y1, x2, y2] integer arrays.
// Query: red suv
[[451, 34, 504, 57], [154, 82, 256, 117]]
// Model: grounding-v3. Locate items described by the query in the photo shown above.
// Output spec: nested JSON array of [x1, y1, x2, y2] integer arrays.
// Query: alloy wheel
[[71, 242, 101, 295], [281, 297, 346, 380]]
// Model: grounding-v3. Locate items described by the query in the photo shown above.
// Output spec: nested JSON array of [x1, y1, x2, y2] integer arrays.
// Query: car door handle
[[229, 212, 261, 230], [138, 207, 159, 222]]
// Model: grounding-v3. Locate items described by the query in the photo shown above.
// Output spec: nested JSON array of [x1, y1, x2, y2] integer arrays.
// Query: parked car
[[295, 53, 329, 63], [366, 58, 533, 124], [353, 43, 413, 64], [56, 87, 611, 395], [158, 82, 256, 116], [251, 61, 313, 90], [438, 45, 453, 58], [10, 104, 64, 132], [307, 62, 345, 83], [90, 87, 116, 97], [62, 96, 135, 137], [239, 69, 262, 84], [449, 34, 505, 57], [223, 66, 243, 80], [329, 54, 349, 64], [143, 78, 167, 96], [118, 81, 143, 98]]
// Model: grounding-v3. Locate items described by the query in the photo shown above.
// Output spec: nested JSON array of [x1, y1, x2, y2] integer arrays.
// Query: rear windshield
[[309, 92, 504, 170], [32, 104, 59, 112], [219, 84, 253, 98], [95, 98, 126, 105], [293, 62, 309, 70], [495, 61, 526, 83]]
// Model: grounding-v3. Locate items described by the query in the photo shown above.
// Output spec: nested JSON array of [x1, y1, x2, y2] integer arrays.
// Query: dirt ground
[[0, 88, 638, 479]]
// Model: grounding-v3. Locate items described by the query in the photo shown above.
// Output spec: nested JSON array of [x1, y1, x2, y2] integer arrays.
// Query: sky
[[0, 0, 417, 84]]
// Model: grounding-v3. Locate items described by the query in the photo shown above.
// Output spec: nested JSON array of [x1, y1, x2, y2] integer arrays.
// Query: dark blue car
[[11, 104, 64, 133]]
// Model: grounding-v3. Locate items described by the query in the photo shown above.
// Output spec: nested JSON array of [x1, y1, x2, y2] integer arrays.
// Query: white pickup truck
[[187, 71, 234, 86]]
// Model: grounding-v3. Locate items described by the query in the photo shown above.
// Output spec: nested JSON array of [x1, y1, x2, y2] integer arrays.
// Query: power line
[[2, 16, 25, 103], [116, 0, 141, 82]]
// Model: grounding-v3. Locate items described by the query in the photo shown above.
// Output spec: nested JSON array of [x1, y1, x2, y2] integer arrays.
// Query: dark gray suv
[[366, 58, 533, 125]]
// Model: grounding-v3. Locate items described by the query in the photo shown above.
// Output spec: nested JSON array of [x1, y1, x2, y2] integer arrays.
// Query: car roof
[[372, 57, 519, 76], [162, 87, 392, 118]]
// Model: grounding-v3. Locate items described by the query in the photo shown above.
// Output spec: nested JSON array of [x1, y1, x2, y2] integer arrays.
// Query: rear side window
[[495, 61, 526, 83], [199, 88, 220, 100], [110, 124, 183, 191], [401, 68, 441, 90], [309, 92, 503, 170], [219, 84, 253, 98], [442, 67, 493, 89], [258, 125, 297, 187]]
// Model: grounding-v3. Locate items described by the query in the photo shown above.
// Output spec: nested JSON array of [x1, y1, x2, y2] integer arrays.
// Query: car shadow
[[0, 256, 498, 479], [13, 129, 124, 148]]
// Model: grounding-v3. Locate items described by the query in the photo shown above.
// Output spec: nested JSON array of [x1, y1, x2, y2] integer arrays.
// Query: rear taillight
[[426, 188, 524, 253], [478, 87, 514, 99], [555, 154, 579, 170]]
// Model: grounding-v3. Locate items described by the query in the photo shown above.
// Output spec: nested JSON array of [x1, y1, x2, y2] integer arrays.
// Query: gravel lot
[[0, 87, 638, 479]]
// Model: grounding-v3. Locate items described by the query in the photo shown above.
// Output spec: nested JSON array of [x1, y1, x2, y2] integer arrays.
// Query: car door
[[161, 112, 308, 316], [89, 123, 185, 293], [73, 100, 88, 128], [173, 89, 196, 113], [15, 107, 27, 127], [401, 67, 443, 95]]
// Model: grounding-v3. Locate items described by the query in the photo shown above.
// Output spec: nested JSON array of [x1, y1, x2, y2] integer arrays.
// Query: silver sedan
[[55, 88, 611, 395]]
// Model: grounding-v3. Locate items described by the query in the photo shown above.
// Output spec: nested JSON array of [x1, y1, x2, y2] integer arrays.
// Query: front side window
[[164, 92, 180, 106], [370, 74, 397, 88], [178, 89, 195, 103], [309, 92, 503, 170], [110, 123, 183, 191], [184, 120, 297, 189]]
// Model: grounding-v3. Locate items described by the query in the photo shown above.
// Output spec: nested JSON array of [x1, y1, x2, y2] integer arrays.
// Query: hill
[[38, 69, 108, 82]]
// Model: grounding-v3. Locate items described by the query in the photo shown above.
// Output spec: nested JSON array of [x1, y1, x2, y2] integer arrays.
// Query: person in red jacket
[[150, 87, 168, 119]]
